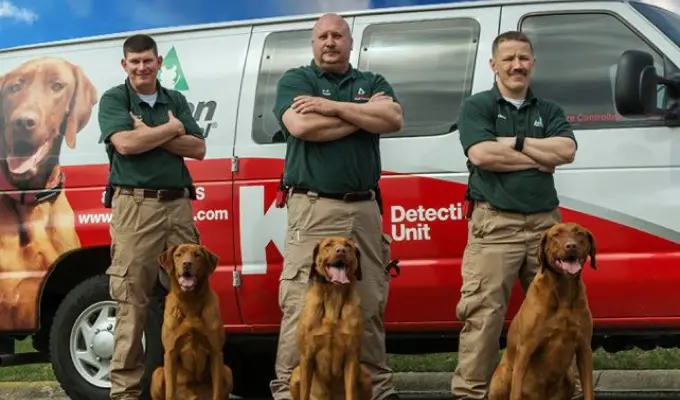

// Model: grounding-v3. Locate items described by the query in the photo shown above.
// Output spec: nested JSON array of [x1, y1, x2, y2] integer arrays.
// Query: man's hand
[[536, 164, 555, 173], [496, 136, 516, 148], [129, 112, 148, 130], [166, 110, 186, 137], [291, 96, 338, 116], [369, 91, 393, 103], [496, 136, 554, 173]]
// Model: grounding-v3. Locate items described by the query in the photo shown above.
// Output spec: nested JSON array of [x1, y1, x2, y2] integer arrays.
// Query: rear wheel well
[[33, 246, 110, 352]]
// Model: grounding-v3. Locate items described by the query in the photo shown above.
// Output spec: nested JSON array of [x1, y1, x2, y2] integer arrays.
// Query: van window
[[358, 18, 480, 138], [252, 29, 313, 145], [520, 12, 670, 129], [631, 2, 680, 50]]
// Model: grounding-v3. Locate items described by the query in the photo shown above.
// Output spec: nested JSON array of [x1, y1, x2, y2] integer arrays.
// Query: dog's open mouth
[[7, 140, 50, 177], [178, 272, 196, 291], [325, 259, 350, 284], [555, 256, 582, 275]]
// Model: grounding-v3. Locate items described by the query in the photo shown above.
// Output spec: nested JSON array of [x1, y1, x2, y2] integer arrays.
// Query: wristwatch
[[514, 136, 525, 152]]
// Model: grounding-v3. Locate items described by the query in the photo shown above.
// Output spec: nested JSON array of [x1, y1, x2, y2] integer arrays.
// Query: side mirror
[[614, 50, 661, 116], [614, 49, 680, 121]]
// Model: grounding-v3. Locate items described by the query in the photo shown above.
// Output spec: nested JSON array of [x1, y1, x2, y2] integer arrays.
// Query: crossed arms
[[98, 91, 206, 160], [276, 71, 403, 142], [460, 100, 576, 173]]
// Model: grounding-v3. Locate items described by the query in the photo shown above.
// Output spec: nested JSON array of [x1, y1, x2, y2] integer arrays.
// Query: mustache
[[510, 69, 527, 75]]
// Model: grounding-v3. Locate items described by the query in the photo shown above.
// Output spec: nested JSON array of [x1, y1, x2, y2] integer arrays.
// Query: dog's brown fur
[[150, 243, 233, 400], [488, 222, 597, 400], [0, 57, 97, 331], [290, 236, 372, 400]]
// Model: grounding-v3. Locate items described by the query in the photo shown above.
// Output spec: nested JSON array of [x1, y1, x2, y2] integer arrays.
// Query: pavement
[[1, 370, 679, 399]]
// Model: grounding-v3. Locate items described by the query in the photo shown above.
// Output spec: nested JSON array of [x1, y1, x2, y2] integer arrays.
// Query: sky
[[0, 0, 678, 50]]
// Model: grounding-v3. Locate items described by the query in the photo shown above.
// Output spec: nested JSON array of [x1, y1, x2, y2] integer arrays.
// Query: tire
[[225, 346, 276, 398], [49, 274, 164, 400]]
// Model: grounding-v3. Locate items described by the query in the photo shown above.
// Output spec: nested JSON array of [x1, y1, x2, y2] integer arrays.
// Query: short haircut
[[123, 34, 158, 57], [492, 30, 534, 56]]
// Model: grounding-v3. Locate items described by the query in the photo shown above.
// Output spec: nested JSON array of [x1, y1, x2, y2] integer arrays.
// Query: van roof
[[2, 0, 629, 53]]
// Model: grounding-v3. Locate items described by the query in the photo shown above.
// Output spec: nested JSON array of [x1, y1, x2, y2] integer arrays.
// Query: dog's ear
[[65, 62, 98, 149], [200, 246, 219, 274], [586, 229, 597, 270], [158, 244, 179, 274], [308, 242, 321, 282], [538, 229, 549, 271], [354, 247, 363, 281]]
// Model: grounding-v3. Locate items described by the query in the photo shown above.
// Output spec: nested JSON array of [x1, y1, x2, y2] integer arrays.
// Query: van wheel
[[49, 274, 164, 400], [226, 346, 276, 397]]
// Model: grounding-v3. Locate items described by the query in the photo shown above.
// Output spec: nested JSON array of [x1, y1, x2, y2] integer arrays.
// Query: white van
[[0, 0, 677, 398]]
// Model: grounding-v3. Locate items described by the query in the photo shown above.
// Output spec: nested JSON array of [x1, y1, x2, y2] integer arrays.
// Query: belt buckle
[[156, 189, 168, 200]]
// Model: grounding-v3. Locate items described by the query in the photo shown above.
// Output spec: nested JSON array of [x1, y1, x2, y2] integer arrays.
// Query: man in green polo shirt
[[451, 31, 578, 399], [97, 33, 205, 400], [269, 12, 404, 400]]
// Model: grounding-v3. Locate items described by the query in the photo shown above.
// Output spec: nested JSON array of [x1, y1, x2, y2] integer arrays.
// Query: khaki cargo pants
[[107, 188, 200, 400], [451, 202, 564, 399], [270, 191, 396, 400]]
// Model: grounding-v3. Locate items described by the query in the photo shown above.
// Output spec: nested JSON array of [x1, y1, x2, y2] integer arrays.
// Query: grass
[[387, 347, 680, 373], [0, 339, 54, 382], [1, 339, 680, 382]]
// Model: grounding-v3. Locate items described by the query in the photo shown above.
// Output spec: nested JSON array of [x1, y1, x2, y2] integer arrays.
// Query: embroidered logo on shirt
[[534, 116, 544, 128], [354, 87, 368, 101], [497, 114, 506, 120]]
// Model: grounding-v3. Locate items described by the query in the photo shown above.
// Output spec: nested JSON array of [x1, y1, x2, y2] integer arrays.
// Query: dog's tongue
[[8, 154, 38, 175], [327, 266, 349, 284], [178, 276, 195, 291], [557, 260, 582, 274], [7, 143, 49, 175]]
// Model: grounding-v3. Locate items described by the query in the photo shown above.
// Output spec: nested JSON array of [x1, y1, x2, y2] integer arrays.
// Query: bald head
[[311, 13, 353, 74], [313, 13, 351, 37]]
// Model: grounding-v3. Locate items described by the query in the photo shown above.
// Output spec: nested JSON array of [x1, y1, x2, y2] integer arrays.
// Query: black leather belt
[[116, 187, 189, 201], [291, 187, 374, 202]]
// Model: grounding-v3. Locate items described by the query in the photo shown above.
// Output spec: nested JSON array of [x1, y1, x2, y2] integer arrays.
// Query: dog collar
[[0, 168, 65, 205]]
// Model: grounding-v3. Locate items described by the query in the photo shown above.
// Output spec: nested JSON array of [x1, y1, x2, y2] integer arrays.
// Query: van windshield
[[631, 2, 680, 49]]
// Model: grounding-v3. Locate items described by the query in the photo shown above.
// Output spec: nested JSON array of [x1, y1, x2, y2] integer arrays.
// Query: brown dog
[[488, 222, 597, 400], [151, 243, 233, 400], [0, 57, 98, 331], [290, 236, 372, 400]]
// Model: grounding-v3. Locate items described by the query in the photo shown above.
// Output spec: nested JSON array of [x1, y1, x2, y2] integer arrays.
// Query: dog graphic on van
[[0, 56, 98, 330]]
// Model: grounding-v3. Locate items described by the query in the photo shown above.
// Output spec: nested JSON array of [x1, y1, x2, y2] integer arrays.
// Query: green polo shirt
[[273, 61, 398, 194], [458, 84, 577, 214], [98, 79, 203, 190]]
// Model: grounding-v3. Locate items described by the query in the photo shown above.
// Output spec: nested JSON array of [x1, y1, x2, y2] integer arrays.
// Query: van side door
[[232, 18, 357, 328], [154, 31, 248, 328], [349, 6, 501, 329], [499, 1, 680, 323]]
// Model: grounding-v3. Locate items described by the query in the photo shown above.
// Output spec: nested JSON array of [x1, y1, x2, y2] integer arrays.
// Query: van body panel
[[0, 0, 676, 375]]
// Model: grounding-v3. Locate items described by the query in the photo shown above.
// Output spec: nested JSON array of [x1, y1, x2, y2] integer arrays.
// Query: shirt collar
[[309, 60, 357, 82], [125, 78, 172, 105], [491, 81, 537, 105]]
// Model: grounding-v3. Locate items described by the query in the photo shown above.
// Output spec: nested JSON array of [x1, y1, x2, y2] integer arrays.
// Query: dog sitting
[[290, 236, 372, 400], [488, 222, 597, 400], [150, 243, 233, 400]]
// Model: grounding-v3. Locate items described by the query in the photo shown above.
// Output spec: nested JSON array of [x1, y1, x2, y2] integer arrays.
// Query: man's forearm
[[112, 124, 176, 155], [522, 137, 576, 167], [161, 135, 206, 160], [471, 142, 538, 172], [286, 112, 358, 142], [334, 101, 402, 134]]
